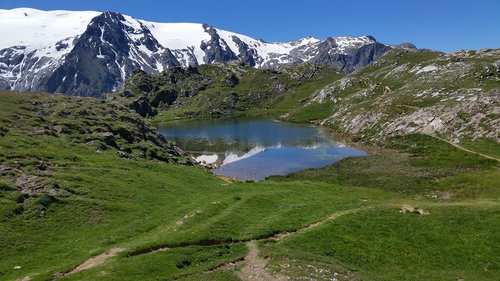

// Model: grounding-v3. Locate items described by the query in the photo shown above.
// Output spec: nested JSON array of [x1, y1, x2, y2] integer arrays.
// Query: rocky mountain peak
[[0, 8, 417, 96]]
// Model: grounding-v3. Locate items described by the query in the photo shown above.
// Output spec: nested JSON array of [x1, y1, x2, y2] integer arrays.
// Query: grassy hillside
[[1, 89, 499, 281], [112, 62, 344, 122]]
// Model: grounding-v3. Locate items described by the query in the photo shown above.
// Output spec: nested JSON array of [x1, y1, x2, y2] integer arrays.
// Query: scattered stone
[[51, 125, 65, 136], [31, 127, 47, 135], [116, 151, 133, 160], [399, 204, 430, 215], [129, 96, 157, 118], [15, 174, 45, 196]]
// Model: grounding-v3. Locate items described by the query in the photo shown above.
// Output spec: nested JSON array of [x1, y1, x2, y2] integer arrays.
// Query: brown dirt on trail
[[238, 241, 287, 281], [269, 207, 371, 242], [431, 135, 499, 162], [65, 248, 125, 275]]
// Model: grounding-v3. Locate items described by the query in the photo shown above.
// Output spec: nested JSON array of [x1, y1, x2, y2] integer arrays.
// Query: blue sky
[[1, 0, 499, 53]]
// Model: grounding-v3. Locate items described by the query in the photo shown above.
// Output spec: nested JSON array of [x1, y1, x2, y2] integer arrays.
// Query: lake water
[[157, 119, 367, 180]]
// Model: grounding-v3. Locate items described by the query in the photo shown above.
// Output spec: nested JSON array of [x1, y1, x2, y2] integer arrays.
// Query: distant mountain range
[[0, 8, 416, 97]]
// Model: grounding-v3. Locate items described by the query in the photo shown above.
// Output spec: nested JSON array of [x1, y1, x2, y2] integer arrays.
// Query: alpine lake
[[158, 118, 367, 180]]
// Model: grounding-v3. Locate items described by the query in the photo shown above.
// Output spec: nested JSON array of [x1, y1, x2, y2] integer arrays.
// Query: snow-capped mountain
[[0, 8, 414, 97]]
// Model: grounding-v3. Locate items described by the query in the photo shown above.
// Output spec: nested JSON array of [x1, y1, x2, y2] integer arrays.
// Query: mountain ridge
[[0, 8, 414, 96]]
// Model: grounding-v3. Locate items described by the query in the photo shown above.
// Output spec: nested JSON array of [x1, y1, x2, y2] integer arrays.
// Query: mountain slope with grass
[[118, 48, 499, 146], [113, 62, 343, 120], [1, 80, 499, 281]]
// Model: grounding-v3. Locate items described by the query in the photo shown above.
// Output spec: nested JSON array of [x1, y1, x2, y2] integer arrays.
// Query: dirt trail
[[431, 135, 499, 162], [238, 241, 287, 281], [215, 207, 371, 280], [269, 207, 371, 242], [56, 207, 371, 279], [65, 248, 125, 276]]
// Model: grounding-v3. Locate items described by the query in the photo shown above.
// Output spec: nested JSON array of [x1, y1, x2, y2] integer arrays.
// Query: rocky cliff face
[[300, 49, 500, 142], [41, 12, 181, 97], [0, 8, 414, 97], [200, 24, 239, 64]]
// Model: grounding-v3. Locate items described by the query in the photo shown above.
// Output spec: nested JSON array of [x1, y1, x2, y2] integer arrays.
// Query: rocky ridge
[[112, 62, 340, 119], [301, 49, 500, 142]]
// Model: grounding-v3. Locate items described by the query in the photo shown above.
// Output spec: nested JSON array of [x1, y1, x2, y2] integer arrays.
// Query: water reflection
[[158, 119, 367, 180]]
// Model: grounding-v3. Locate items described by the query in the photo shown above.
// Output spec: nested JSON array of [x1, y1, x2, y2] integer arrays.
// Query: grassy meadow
[[0, 89, 499, 281]]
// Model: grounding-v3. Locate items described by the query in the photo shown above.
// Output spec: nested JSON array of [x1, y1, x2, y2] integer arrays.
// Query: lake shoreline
[[157, 118, 368, 181]]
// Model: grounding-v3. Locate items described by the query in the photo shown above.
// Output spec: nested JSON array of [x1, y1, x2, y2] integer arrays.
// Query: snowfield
[[0, 8, 378, 67]]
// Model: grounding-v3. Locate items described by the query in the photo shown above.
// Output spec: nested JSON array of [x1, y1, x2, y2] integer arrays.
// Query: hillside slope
[[114, 62, 344, 119], [0, 91, 499, 281], [291, 48, 500, 143], [122, 49, 499, 144]]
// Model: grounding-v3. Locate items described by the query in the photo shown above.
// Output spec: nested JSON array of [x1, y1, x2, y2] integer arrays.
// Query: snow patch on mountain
[[0, 8, 99, 50], [0, 8, 406, 96], [143, 21, 210, 63]]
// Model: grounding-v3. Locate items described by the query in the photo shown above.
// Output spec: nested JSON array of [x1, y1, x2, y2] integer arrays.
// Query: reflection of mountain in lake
[[159, 119, 336, 152], [168, 137, 257, 155], [158, 119, 366, 180], [213, 145, 366, 181]]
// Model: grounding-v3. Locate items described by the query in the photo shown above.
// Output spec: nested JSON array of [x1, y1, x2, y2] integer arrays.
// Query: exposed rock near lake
[[306, 49, 500, 142]]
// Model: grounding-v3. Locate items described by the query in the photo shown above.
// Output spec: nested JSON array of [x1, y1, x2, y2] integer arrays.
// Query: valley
[[0, 50, 498, 279], [0, 6, 499, 281]]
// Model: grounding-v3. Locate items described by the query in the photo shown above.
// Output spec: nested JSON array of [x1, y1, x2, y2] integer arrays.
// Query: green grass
[[274, 134, 499, 197], [0, 133, 398, 280], [460, 137, 500, 159], [267, 205, 500, 281], [1, 91, 499, 281], [61, 244, 246, 281], [284, 101, 335, 123]]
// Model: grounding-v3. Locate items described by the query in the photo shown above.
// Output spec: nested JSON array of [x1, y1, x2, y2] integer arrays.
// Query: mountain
[[0, 8, 414, 97], [114, 48, 499, 143]]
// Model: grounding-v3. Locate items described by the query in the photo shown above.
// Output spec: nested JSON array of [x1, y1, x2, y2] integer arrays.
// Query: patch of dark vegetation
[[0, 181, 16, 191], [37, 194, 58, 209], [176, 259, 192, 269], [16, 194, 29, 203]]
